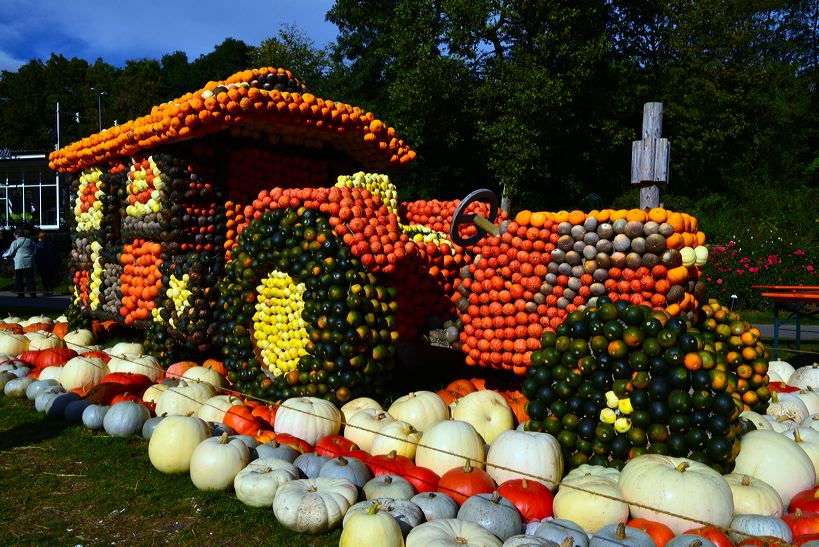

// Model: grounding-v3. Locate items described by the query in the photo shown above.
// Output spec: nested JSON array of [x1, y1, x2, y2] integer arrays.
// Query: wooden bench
[[753, 285, 819, 359]]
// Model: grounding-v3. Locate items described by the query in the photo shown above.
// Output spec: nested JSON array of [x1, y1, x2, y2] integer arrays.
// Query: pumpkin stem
[[794, 429, 804, 443], [219, 432, 229, 444], [307, 485, 317, 493], [771, 392, 779, 403], [490, 491, 501, 504], [454, 537, 467, 545], [464, 459, 473, 473], [741, 475, 751, 486], [367, 502, 381, 515], [675, 462, 690, 472], [560, 538, 573, 547], [690, 541, 703, 547], [521, 478, 529, 489], [796, 508, 803, 517], [615, 522, 626, 540], [383, 476, 393, 484], [337, 457, 348, 466], [387, 450, 398, 459]]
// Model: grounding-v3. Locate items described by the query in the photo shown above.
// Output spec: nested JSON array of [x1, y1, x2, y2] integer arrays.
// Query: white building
[[0, 149, 66, 229]]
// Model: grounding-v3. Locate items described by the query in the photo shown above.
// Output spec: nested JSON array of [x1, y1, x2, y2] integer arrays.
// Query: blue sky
[[0, 0, 339, 72]]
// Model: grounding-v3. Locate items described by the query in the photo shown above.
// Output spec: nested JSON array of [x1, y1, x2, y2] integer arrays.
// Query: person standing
[[35, 231, 59, 296], [2, 230, 37, 297]]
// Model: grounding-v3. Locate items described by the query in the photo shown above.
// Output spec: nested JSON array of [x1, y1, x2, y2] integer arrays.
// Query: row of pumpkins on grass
[[4, 316, 819, 545]]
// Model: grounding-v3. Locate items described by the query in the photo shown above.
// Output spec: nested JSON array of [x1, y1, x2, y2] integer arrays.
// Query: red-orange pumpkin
[[627, 518, 675, 547], [223, 405, 262, 436], [497, 478, 554, 522], [437, 460, 496, 505], [783, 509, 819, 538], [36, 348, 77, 369], [315, 434, 359, 458]]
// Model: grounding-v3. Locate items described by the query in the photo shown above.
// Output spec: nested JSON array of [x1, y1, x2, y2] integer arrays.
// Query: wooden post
[[631, 102, 670, 209]]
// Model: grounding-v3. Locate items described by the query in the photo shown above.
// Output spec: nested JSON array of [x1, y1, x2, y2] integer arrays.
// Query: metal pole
[[98, 93, 102, 131], [55, 101, 60, 226]]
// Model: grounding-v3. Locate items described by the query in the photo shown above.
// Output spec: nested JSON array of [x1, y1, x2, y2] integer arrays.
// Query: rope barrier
[[0, 336, 808, 543]]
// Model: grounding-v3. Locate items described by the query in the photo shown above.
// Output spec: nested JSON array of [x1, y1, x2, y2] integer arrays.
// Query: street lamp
[[90, 87, 107, 131]]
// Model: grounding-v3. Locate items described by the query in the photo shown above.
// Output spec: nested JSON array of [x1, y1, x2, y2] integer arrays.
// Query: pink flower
[[717, 278, 723, 285], [795, 249, 805, 255], [809, 266, 815, 273]]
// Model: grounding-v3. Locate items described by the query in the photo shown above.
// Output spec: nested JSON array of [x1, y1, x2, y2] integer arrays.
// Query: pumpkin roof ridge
[[49, 66, 415, 173]]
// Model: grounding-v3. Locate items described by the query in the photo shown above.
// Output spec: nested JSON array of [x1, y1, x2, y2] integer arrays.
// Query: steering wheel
[[449, 188, 500, 247]]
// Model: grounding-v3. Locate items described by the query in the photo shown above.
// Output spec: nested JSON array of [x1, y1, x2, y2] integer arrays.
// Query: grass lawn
[[0, 396, 340, 546]]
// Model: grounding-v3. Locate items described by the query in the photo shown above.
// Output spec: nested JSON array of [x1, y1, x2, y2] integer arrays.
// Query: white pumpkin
[[415, 420, 486, 476], [26, 379, 61, 400], [341, 396, 383, 423], [142, 383, 169, 406], [38, 366, 64, 382], [485, 430, 563, 489], [802, 414, 819, 433], [554, 475, 629, 532], [3, 376, 34, 397], [407, 518, 501, 547], [765, 414, 799, 433], [274, 397, 342, 446], [181, 366, 227, 389], [729, 515, 792, 544], [388, 391, 449, 432], [0, 371, 14, 391], [371, 420, 422, 460], [768, 360, 796, 384], [340, 501, 405, 547], [19, 315, 52, 327], [62, 329, 95, 352], [234, 458, 300, 507], [563, 464, 621, 485], [344, 409, 395, 453], [103, 401, 150, 437], [723, 474, 784, 516], [272, 477, 358, 534], [107, 354, 164, 382], [740, 410, 774, 431], [59, 356, 109, 390], [148, 415, 211, 474], [189, 433, 250, 491], [733, 429, 816, 505], [364, 474, 417, 501], [793, 390, 819, 415], [196, 394, 245, 423], [619, 455, 734, 535], [785, 427, 819, 484], [25, 331, 64, 351], [789, 364, 819, 390], [154, 381, 216, 417], [343, 498, 426, 537], [0, 332, 28, 355], [106, 341, 143, 357], [767, 392, 810, 422], [451, 390, 514, 444]]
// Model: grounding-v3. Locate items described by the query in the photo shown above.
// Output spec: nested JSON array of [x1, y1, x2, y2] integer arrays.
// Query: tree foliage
[[0, 6, 814, 238]]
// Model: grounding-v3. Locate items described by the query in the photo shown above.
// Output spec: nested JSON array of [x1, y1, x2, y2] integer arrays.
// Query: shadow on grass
[[0, 412, 72, 452]]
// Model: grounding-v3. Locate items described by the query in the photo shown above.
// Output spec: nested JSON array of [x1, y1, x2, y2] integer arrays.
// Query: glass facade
[[0, 152, 65, 229]]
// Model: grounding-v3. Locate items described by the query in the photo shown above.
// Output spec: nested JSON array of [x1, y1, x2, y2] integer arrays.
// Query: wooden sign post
[[631, 102, 670, 209]]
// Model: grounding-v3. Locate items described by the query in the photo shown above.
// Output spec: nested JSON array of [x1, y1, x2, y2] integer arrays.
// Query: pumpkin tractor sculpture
[[53, 67, 769, 472]]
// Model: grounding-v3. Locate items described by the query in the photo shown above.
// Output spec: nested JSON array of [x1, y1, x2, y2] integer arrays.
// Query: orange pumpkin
[[202, 358, 227, 377], [223, 405, 262, 436], [627, 518, 675, 547], [446, 379, 478, 396], [52, 322, 69, 339]]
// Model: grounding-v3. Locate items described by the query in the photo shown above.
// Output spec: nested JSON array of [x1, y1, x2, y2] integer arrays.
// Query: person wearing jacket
[[2, 230, 37, 297], [34, 231, 59, 296]]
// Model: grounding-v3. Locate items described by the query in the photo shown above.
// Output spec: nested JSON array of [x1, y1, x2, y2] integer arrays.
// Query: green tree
[[252, 24, 334, 94]]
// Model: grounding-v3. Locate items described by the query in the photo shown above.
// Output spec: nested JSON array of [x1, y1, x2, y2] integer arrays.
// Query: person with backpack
[[2, 229, 37, 297]]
